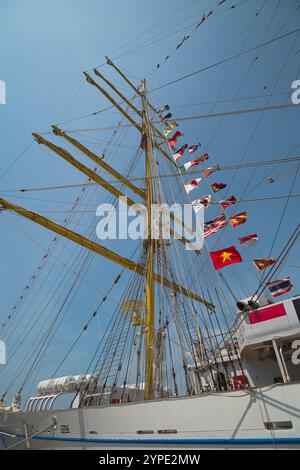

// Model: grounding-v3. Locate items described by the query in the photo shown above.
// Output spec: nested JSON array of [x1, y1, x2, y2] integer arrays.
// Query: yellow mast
[[104, 58, 178, 167], [141, 80, 156, 400]]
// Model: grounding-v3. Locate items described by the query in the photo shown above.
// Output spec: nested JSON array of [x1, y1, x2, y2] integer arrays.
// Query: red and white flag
[[168, 131, 182, 148], [239, 234, 258, 247], [248, 303, 286, 324], [192, 195, 212, 212], [173, 144, 188, 161], [184, 178, 202, 194], [188, 144, 201, 154], [178, 153, 209, 173]]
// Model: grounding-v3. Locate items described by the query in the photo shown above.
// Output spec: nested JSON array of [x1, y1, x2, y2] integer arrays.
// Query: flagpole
[[141, 79, 156, 400]]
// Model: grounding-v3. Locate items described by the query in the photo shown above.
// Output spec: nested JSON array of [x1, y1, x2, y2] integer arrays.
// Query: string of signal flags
[[159, 105, 292, 299], [155, 0, 255, 72]]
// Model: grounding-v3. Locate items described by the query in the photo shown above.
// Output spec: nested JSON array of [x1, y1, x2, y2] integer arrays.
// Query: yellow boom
[[84, 70, 176, 168], [33, 133, 197, 250], [51, 125, 145, 199], [0, 197, 214, 309], [32, 133, 139, 208]]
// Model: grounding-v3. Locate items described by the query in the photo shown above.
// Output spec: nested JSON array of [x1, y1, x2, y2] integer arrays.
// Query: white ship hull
[[1, 381, 300, 450]]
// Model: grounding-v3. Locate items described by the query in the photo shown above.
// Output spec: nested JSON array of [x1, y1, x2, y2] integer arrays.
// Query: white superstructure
[[1, 295, 300, 449]]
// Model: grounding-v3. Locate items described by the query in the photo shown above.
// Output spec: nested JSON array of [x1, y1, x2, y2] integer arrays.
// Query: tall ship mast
[[1, 0, 300, 450]]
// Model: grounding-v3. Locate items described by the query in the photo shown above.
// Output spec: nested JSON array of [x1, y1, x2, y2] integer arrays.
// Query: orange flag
[[253, 258, 276, 271], [229, 211, 247, 227]]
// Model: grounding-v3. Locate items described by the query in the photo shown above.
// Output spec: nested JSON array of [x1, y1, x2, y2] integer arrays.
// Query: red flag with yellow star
[[210, 246, 242, 270]]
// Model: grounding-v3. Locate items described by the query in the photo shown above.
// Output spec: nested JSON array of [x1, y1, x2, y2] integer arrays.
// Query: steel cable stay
[[35, 102, 299, 134], [44, 90, 291, 129], [1, 154, 300, 193], [2, 193, 300, 212]]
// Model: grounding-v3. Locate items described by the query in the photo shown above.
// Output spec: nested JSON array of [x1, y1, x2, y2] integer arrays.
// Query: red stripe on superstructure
[[248, 303, 286, 324]]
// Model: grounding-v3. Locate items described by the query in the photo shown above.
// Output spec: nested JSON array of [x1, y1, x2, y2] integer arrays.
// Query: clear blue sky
[[0, 0, 300, 402]]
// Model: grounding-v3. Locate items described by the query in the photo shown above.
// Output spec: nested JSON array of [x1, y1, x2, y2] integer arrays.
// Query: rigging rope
[[50, 101, 299, 133], [1, 155, 299, 192], [152, 26, 300, 91]]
